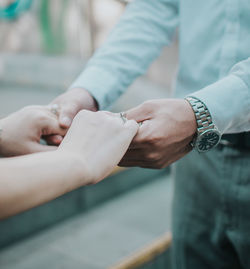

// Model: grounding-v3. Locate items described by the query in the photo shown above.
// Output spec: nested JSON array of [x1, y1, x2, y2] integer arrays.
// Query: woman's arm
[[0, 151, 83, 220], [0, 110, 138, 219]]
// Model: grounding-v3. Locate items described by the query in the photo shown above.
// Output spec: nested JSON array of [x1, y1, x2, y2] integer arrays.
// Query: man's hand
[[0, 105, 67, 157], [119, 99, 197, 169], [46, 88, 98, 145], [51, 88, 98, 128]]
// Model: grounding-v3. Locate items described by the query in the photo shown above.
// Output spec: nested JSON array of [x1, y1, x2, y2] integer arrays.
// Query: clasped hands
[[0, 87, 196, 170], [49, 87, 197, 169]]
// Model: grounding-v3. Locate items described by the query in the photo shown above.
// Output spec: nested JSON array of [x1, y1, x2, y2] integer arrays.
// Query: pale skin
[[46, 88, 98, 145], [0, 105, 67, 156], [0, 107, 138, 219], [50, 88, 197, 169]]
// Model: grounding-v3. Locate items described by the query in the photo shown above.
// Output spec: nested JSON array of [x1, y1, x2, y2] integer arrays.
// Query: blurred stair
[[0, 168, 167, 249], [0, 174, 173, 269]]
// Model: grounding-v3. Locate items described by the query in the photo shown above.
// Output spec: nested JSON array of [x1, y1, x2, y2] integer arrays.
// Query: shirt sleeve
[[191, 57, 250, 134], [70, 0, 179, 109]]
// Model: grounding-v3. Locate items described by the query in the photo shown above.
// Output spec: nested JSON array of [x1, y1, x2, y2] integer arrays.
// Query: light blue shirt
[[71, 0, 250, 134]]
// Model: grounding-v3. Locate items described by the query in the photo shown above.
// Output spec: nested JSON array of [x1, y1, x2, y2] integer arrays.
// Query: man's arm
[[120, 56, 250, 168], [191, 57, 250, 134], [71, 0, 179, 109], [49, 0, 179, 134]]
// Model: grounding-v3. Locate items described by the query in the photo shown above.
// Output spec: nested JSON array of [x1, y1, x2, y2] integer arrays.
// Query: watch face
[[196, 129, 221, 152]]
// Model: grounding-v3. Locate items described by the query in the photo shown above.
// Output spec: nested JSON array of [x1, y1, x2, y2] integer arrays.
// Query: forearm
[[0, 110, 138, 219], [71, 0, 178, 109], [0, 151, 84, 219]]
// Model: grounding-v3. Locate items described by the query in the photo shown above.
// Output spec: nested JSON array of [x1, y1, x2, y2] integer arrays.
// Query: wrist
[[181, 99, 197, 137], [55, 149, 93, 187]]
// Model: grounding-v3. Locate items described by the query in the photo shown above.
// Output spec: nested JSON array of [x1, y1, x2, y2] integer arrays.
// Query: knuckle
[[63, 103, 79, 116], [73, 110, 89, 124], [141, 101, 152, 112], [141, 100, 158, 111], [103, 114, 119, 125], [96, 111, 111, 121], [133, 135, 145, 144], [147, 152, 162, 162]]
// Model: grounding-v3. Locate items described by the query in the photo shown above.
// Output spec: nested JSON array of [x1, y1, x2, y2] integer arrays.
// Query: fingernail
[[60, 116, 72, 127], [53, 135, 63, 144]]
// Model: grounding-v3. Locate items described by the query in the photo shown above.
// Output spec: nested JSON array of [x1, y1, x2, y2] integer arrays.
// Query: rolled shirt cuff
[[190, 74, 250, 134]]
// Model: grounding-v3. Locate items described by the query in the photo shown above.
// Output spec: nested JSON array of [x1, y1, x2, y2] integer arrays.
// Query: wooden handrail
[[109, 232, 172, 269]]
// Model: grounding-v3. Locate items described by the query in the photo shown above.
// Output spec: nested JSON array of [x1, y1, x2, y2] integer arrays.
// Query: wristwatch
[[185, 96, 221, 153]]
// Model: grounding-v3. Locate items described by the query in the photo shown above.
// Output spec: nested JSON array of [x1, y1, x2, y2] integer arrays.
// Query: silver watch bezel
[[194, 128, 221, 153]]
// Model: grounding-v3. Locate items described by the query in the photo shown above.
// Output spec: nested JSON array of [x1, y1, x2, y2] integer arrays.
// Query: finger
[[124, 119, 139, 138], [120, 148, 145, 162], [125, 104, 152, 123], [42, 117, 67, 136], [126, 120, 150, 148], [110, 119, 139, 156], [119, 148, 160, 167], [45, 104, 60, 119], [43, 134, 63, 145], [127, 143, 141, 150]]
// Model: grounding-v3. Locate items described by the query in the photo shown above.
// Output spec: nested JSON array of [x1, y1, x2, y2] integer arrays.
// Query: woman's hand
[[0, 105, 66, 157], [0, 110, 137, 218], [58, 110, 139, 185]]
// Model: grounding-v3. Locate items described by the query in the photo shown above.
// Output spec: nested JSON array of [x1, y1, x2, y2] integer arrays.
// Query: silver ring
[[120, 112, 128, 124], [50, 104, 60, 116]]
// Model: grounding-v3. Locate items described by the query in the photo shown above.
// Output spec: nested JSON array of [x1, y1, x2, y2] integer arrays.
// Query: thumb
[[43, 134, 63, 146], [59, 104, 79, 128], [42, 117, 67, 137], [125, 103, 152, 123]]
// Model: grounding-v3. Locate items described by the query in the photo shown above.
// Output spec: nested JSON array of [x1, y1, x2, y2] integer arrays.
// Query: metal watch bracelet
[[185, 96, 222, 152], [185, 96, 215, 134]]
